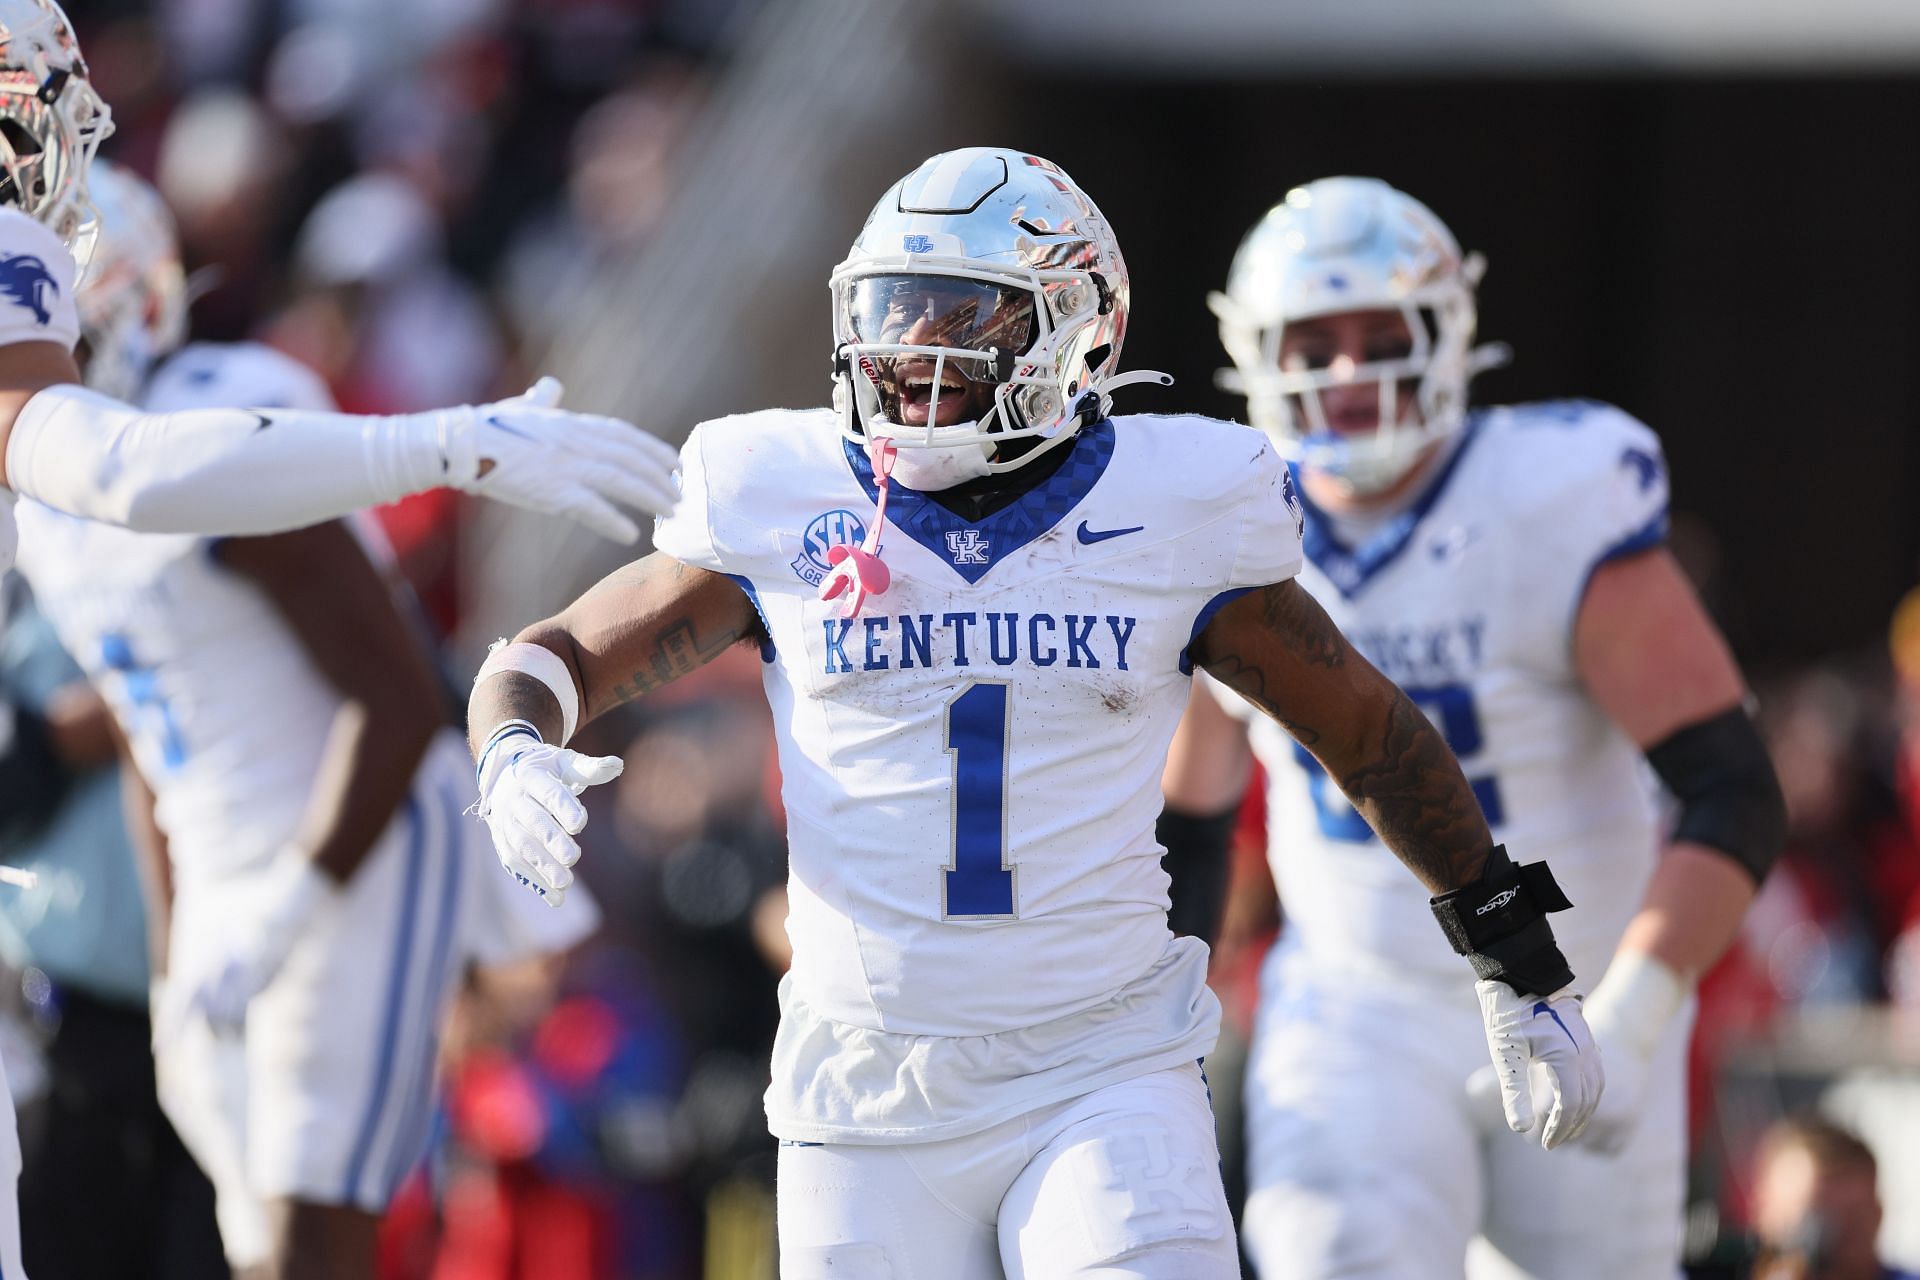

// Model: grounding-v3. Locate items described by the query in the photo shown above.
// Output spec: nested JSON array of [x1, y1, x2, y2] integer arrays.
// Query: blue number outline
[[942, 680, 1018, 919]]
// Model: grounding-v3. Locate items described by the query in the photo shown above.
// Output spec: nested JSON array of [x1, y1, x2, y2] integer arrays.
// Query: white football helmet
[[1211, 176, 1507, 495], [76, 159, 186, 400], [0, 0, 110, 251], [830, 147, 1161, 489]]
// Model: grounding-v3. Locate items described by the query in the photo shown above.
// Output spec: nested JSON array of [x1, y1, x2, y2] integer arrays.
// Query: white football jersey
[[1222, 399, 1669, 991], [654, 409, 1301, 1140], [15, 343, 342, 888], [0, 206, 83, 576]]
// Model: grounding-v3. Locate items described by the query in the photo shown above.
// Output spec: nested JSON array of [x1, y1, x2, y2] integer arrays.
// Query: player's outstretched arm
[[1567, 546, 1784, 1154], [1194, 579, 1603, 1148], [0, 361, 678, 545], [467, 553, 760, 906]]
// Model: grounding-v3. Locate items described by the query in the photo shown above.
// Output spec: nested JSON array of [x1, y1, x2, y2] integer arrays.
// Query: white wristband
[[475, 641, 580, 744], [1582, 948, 1688, 1064]]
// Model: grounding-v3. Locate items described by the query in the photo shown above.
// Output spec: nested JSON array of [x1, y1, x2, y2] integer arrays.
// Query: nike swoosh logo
[[485, 414, 536, 442], [1076, 520, 1144, 545], [251, 412, 273, 431]]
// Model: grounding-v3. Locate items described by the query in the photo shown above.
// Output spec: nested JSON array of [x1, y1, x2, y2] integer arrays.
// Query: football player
[[1164, 176, 1786, 1279], [0, 0, 681, 584], [14, 160, 601, 1280], [467, 148, 1605, 1277]]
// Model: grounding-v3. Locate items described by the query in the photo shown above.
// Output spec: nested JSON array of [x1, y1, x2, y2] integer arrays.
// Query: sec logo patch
[[791, 509, 867, 587]]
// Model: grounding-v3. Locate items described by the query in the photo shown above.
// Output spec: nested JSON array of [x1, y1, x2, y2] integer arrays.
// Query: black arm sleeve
[[1158, 804, 1239, 945], [1645, 706, 1787, 886]]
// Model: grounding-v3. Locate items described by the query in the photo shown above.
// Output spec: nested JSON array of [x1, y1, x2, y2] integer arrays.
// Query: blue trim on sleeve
[[723, 573, 776, 663], [1573, 507, 1669, 628], [1297, 415, 1485, 599], [842, 420, 1117, 585], [1179, 586, 1258, 676], [1594, 508, 1669, 568]]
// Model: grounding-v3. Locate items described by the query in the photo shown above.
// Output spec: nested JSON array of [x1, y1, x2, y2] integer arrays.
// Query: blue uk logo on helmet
[[0, 254, 57, 325], [901, 234, 934, 254]]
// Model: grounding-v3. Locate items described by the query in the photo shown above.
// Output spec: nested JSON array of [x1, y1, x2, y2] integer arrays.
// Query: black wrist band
[[1428, 844, 1577, 996]]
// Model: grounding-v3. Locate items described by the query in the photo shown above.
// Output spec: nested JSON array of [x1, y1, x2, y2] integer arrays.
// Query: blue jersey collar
[[1297, 414, 1483, 598], [842, 421, 1117, 585]]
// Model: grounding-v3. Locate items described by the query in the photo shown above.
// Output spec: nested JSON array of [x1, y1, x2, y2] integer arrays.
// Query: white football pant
[[1241, 943, 1687, 1280], [778, 1062, 1238, 1278]]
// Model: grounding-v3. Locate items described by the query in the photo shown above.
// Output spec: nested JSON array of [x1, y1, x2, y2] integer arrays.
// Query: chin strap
[[819, 436, 896, 619]]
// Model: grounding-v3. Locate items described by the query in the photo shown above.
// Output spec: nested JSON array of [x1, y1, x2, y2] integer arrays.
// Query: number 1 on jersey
[[943, 682, 1017, 918]]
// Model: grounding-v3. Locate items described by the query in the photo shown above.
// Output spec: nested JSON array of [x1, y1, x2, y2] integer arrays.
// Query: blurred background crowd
[[1, 0, 1917, 1276]]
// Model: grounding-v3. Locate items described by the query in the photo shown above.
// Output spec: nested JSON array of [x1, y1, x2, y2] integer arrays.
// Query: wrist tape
[[1429, 844, 1577, 996], [474, 641, 579, 743]]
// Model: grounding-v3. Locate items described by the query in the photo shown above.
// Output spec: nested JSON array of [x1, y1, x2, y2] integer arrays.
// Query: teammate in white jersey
[[1164, 177, 1787, 1279], [0, 0, 679, 583], [14, 161, 600, 1280], [467, 148, 1607, 1278]]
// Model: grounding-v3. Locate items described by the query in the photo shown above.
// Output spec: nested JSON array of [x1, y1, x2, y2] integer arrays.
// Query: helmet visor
[[845, 274, 1035, 369]]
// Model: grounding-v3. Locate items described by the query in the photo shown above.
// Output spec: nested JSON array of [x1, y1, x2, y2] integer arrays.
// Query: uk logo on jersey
[[792, 509, 868, 587], [1619, 446, 1663, 492], [0, 254, 57, 325], [945, 529, 989, 565]]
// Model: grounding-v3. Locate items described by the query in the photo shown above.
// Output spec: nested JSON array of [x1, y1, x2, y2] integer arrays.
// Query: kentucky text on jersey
[[1345, 616, 1488, 687], [820, 611, 1138, 674]]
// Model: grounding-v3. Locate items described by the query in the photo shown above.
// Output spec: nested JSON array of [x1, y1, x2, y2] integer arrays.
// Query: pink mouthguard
[[818, 437, 896, 618]]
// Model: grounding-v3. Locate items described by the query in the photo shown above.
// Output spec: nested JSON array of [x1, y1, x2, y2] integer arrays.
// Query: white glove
[[475, 727, 623, 909], [444, 377, 680, 544], [159, 856, 334, 1038], [1570, 949, 1687, 1155], [1476, 979, 1605, 1150]]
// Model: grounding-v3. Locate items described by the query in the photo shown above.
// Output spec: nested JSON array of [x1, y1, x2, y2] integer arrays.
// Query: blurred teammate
[[0, 0, 679, 584], [15, 161, 600, 1280], [1164, 177, 1786, 1278], [467, 148, 1604, 1277]]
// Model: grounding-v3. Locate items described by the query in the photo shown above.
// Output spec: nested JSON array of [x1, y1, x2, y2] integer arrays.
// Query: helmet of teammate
[[76, 159, 186, 400], [1211, 176, 1507, 495], [830, 147, 1133, 490], [0, 0, 111, 251]]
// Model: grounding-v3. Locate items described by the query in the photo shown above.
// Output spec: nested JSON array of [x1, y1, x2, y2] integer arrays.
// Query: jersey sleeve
[[1505, 402, 1671, 670], [1177, 427, 1304, 676], [651, 420, 727, 571], [1230, 436, 1307, 589], [0, 209, 79, 353]]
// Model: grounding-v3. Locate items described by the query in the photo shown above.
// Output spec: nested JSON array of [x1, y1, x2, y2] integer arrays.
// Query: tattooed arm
[[1192, 578, 1492, 893], [467, 551, 763, 754], [1198, 578, 1603, 1147], [465, 553, 763, 906]]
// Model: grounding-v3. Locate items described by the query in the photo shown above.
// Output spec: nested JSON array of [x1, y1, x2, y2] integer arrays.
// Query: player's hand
[[1475, 980, 1604, 1150], [1568, 949, 1685, 1155], [476, 732, 623, 909], [160, 856, 334, 1038], [444, 377, 680, 544], [1569, 1035, 1647, 1155]]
